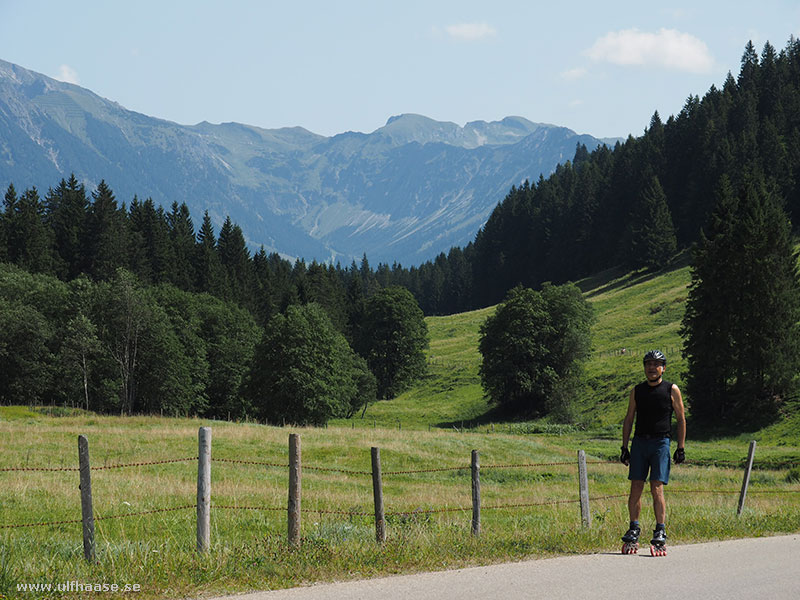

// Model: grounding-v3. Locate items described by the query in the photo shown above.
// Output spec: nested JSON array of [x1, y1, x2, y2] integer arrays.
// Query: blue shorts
[[629, 437, 671, 484]]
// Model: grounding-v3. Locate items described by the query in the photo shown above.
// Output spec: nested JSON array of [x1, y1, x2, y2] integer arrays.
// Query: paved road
[[207, 535, 799, 600]]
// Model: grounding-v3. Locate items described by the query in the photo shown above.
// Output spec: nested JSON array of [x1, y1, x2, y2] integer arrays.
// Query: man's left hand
[[673, 447, 685, 464]]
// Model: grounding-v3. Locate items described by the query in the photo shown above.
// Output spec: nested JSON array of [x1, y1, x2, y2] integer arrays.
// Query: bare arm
[[622, 387, 636, 450], [671, 384, 686, 449]]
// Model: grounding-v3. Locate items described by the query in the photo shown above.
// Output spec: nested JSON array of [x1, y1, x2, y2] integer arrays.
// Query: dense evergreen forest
[[3, 40, 798, 318], [0, 180, 430, 420], [2, 38, 799, 419], [463, 38, 800, 308]]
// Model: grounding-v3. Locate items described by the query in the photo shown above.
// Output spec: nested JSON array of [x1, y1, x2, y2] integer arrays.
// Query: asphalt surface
[[204, 535, 800, 600]]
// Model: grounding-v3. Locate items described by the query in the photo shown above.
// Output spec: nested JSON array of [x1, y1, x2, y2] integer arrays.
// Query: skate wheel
[[621, 542, 638, 554]]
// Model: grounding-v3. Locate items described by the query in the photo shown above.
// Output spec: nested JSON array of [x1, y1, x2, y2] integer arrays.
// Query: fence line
[[6, 486, 796, 532], [3, 430, 799, 558], [10, 488, 796, 532], [0, 457, 197, 472], [670, 489, 800, 495], [0, 505, 196, 530]]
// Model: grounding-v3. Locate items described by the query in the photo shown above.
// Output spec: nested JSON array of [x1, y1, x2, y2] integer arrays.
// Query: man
[[619, 350, 686, 556]]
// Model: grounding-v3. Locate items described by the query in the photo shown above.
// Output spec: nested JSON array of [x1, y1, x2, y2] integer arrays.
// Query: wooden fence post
[[578, 450, 591, 528], [78, 435, 95, 563], [288, 433, 301, 547], [737, 440, 757, 516], [471, 450, 480, 536], [371, 447, 386, 543], [196, 426, 211, 552]]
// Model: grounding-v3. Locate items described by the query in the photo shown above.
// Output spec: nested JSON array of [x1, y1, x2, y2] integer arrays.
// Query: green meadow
[[2, 259, 799, 599]]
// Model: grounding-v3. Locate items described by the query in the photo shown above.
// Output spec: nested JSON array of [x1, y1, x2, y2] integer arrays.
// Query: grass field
[[1, 409, 799, 599], [338, 262, 694, 432], [344, 256, 800, 443], [2, 259, 799, 599]]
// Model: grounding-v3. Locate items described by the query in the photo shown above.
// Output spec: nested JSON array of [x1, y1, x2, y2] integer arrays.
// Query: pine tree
[[167, 202, 196, 291], [84, 181, 128, 280], [1, 184, 18, 263], [194, 211, 225, 296], [145, 199, 173, 283], [45, 174, 88, 279], [7, 187, 53, 274], [126, 196, 151, 280], [251, 246, 277, 327], [627, 174, 678, 269], [681, 173, 800, 426], [306, 261, 347, 331], [217, 216, 251, 305]]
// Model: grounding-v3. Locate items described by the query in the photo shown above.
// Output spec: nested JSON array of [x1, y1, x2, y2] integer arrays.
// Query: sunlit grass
[[1, 411, 798, 599], [3, 254, 800, 598]]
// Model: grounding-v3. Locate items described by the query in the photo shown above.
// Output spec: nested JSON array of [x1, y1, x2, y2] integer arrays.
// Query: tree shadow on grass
[[436, 401, 537, 430], [577, 250, 693, 299]]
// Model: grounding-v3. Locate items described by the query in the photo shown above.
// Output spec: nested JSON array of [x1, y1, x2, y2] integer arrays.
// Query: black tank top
[[634, 379, 673, 437]]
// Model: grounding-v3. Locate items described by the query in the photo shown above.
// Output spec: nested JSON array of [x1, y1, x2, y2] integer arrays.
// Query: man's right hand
[[620, 446, 630, 466]]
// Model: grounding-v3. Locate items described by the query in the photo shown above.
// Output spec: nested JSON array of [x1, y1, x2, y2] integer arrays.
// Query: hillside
[[341, 262, 690, 430], [3, 257, 799, 600], [0, 58, 613, 265], [343, 256, 800, 447]]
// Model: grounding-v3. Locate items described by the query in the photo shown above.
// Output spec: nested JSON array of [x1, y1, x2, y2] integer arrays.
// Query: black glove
[[673, 447, 685, 464], [620, 446, 631, 465]]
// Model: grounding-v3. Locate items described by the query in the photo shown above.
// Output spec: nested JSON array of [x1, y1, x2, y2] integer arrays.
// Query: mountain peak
[[375, 114, 557, 149], [1, 57, 613, 265]]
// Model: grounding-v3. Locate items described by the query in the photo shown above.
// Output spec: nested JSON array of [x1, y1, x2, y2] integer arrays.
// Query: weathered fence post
[[196, 426, 211, 552], [288, 433, 301, 547], [578, 450, 591, 528], [471, 450, 480, 536], [371, 447, 386, 543], [78, 435, 95, 562], [737, 440, 757, 516]]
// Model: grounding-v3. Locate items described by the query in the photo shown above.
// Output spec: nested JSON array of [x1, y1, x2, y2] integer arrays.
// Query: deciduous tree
[[246, 303, 375, 425], [479, 283, 593, 420], [357, 286, 428, 400]]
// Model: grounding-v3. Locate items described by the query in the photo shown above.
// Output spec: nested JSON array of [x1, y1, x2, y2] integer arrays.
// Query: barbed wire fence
[[1, 430, 798, 562]]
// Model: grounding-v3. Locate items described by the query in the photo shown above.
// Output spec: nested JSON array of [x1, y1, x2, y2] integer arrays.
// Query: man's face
[[644, 360, 665, 381]]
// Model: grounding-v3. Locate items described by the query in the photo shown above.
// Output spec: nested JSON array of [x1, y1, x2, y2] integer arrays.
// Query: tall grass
[[1, 410, 799, 599], [3, 256, 800, 598]]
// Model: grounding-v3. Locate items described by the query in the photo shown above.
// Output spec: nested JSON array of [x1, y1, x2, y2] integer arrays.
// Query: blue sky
[[1, 1, 799, 139]]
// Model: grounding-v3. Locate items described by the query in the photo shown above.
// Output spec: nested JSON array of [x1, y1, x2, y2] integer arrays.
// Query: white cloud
[[445, 23, 497, 42], [586, 28, 714, 74], [560, 67, 588, 81], [569, 99, 583, 107], [56, 64, 80, 84]]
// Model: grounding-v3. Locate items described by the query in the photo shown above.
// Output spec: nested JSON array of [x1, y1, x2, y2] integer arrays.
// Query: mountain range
[[0, 58, 616, 265]]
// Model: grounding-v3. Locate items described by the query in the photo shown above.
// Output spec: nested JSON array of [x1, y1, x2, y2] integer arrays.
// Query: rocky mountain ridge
[[0, 58, 615, 264]]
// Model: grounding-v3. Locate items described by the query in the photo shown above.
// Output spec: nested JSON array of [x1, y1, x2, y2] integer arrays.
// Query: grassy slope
[[2, 258, 799, 599], [340, 263, 691, 430], [337, 306, 493, 429], [336, 255, 800, 449], [1, 407, 798, 600]]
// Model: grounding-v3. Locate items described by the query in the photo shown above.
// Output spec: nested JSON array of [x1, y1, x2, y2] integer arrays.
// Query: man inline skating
[[619, 350, 686, 556]]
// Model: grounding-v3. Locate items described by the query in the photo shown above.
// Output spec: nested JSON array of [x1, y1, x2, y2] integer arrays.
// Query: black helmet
[[643, 350, 666, 366]]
